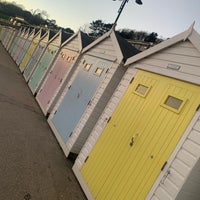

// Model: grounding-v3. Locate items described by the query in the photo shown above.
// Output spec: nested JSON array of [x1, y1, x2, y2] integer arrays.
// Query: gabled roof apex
[[82, 28, 113, 53], [125, 22, 200, 66]]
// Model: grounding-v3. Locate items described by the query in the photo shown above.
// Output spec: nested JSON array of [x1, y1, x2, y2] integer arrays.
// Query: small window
[[84, 63, 91, 71], [94, 67, 103, 76], [161, 95, 186, 113], [164, 96, 183, 110], [134, 84, 150, 98], [67, 56, 71, 62]]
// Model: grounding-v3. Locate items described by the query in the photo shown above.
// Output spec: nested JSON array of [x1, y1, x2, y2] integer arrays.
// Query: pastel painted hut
[[36, 31, 93, 115], [22, 29, 52, 82], [5, 27, 18, 51], [47, 28, 140, 159], [19, 28, 46, 72], [73, 24, 200, 200], [1, 26, 9, 47], [9, 26, 25, 55], [12, 27, 31, 61], [1, 26, 17, 50], [15, 27, 36, 65], [0, 26, 6, 42], [28, 30, 72, 94]]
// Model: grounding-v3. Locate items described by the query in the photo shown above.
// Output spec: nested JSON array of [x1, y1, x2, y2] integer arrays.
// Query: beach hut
[[5, 27, 18, 51], [19, 28, 46, 72], [1, 26, 15, 49], [28, 30, 72, 94], [1, 26, 8, 47], [73, 24, 200, 200], [0, 26, 7, 44], [22, 29, 54, 82], [47, 28, 140, 159], [0, 27, 3, 41], [36, 31, 93, 115], [12, 27, 30, 60], [15, 27, 36, 65], [8, 26, 25, 55]]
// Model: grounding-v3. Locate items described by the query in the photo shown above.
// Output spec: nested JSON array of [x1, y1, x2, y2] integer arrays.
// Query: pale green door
[[81, 70, 200, 200]]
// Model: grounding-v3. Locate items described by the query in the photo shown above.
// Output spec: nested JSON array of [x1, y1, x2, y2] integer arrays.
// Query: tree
[[117, 28, 148, 41], [89, 19, 113, 38], [144, 32, 158, 43], [62, 27, 74, 34]]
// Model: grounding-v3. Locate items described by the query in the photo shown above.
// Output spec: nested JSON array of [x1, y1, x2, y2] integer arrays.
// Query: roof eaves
[[82, 28, 113, 53], [112, 31, 140, 63], [61, 32, 77, 48], [125, 23, 196, 66], [79, 31, 94, 50], [61, 31, 73, 45], [188, 29, 200, 53]]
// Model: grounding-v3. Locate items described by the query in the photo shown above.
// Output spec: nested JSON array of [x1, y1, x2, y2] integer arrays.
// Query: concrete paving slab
[[0, 43, 87, 200]]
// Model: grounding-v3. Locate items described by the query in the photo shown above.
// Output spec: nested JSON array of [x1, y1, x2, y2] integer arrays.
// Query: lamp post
[[112, 0, 143, 28]]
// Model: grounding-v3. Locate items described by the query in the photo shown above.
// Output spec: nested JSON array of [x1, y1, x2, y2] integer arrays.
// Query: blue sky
[[6, 0, 200, 38]]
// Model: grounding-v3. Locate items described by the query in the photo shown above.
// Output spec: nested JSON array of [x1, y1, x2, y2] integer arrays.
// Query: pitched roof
[[79, 31, 94, 49], [82, 28, 140, 62], [41, 29, 47, 38], [61, 31, 73, 44], [48, 30, 58, 41], [114, 32, 140, 61], [125, 22, 200, 66]]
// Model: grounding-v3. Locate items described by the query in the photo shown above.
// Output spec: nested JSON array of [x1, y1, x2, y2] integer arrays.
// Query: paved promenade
[[0, 42, 86, 200]]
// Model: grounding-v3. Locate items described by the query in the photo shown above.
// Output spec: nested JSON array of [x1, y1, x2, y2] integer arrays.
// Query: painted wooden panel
[[2, 28, 12, 47], [12, 36, 27, 61], [50, 55, 112, 144], [28, 44, 59, 93], [65, 36, 79, 49], [9, 32, 22, 56], [16, 38, 32, 65], [19, 38, 39, 72], [36, 48, 78, 114], [68, 64, 126, 155], [6, 29, 17, 51], [23, 41, 46, 81], [80, 70, 200, 200], [147, 113, 200, 199], [88, 37, 116, 58]]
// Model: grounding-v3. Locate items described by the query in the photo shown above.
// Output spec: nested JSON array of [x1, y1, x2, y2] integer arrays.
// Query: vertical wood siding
[[148, 114, 200, 199], [23, 41, 46, 82]]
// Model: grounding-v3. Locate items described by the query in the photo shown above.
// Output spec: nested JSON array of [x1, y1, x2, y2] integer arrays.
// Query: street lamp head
[[135, 0, 143, 5]]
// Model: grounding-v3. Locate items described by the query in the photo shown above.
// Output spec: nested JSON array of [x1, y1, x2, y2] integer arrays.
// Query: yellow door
[[81, 70, 200, 200], [19, 39, 38, 72]]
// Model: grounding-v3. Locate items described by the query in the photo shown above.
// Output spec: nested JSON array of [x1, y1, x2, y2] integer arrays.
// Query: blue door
[[51, 55, 112, 143]]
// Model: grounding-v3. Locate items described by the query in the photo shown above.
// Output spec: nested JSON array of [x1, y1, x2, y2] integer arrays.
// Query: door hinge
[[85, 156, 89, 163], [54, 110, 57, 115], [68, 85, 71, 89], [87, 100, 92, 105], [196, 104, 200, 111], [69, 132, 73, 137], [161, 161, 167, 171], [105, 68, 109, 74], [130, 77, 134, 84], [107, 116, 111, 123]]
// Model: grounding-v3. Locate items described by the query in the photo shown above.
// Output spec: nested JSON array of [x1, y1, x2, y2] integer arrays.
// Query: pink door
[[36, 48, 78, 114]]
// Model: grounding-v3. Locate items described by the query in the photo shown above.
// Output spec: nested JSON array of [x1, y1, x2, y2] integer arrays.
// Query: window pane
[[164, 96, 183, 110], [135, 84, 148, 95], [95, 68, 103, 76], [84, 64, 91, 71]]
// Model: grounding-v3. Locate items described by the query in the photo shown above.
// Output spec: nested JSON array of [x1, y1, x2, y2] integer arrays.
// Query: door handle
[[129, 133, 139, 147]]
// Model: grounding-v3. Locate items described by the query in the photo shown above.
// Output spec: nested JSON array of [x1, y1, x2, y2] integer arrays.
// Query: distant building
[[9, 16, 29, 27]]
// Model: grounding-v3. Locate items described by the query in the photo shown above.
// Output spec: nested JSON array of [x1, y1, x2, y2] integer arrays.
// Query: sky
[[5, 0, 200, 38]]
